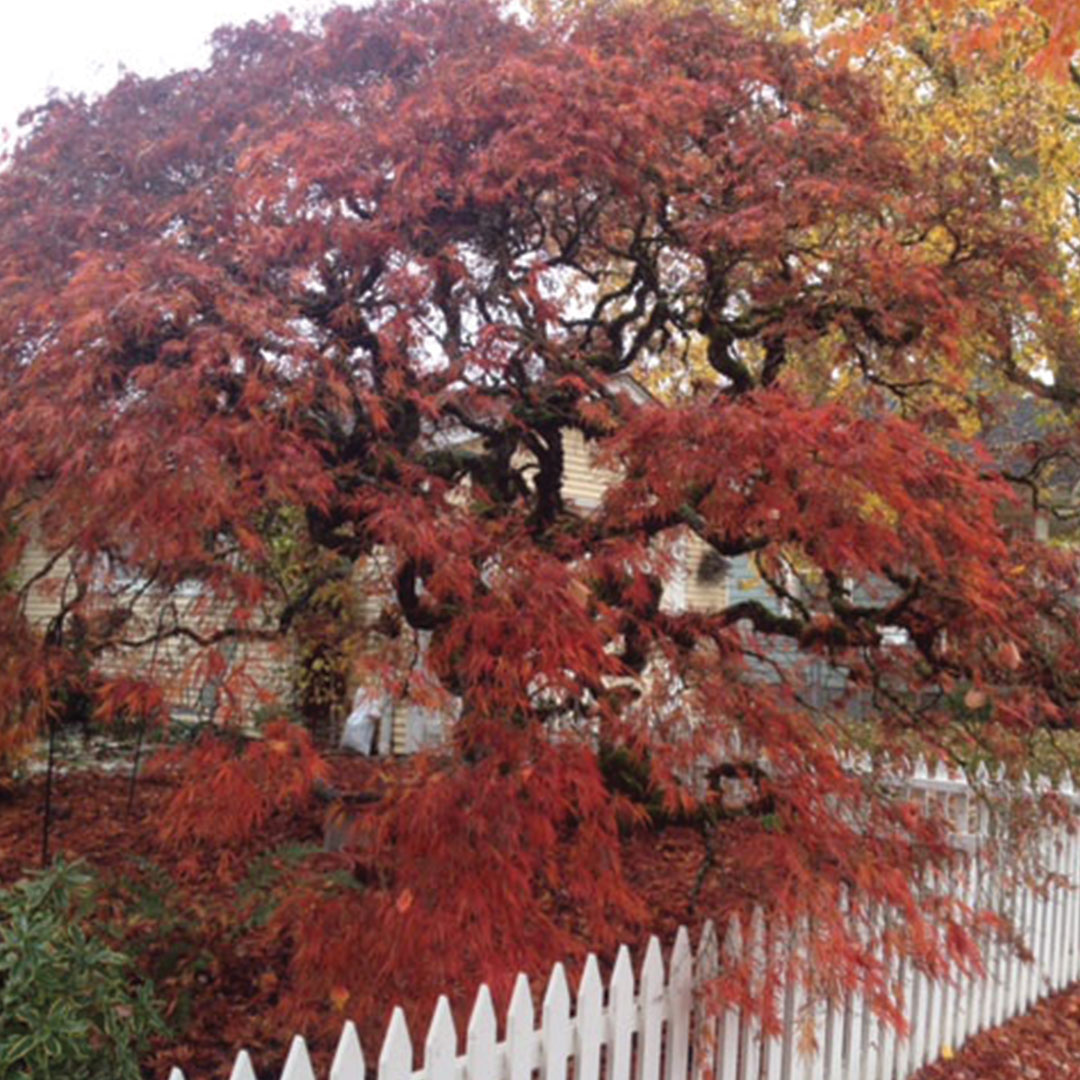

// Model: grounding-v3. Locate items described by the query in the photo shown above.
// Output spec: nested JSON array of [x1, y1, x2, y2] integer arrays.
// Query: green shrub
[[0, 859, 165, 1079]]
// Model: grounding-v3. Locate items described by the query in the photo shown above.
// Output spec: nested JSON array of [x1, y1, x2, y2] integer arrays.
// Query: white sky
[[1, 0, 340, 146]]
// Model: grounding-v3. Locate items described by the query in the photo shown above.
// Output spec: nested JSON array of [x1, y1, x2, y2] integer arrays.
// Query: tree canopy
[[1, 0, 1079, 1024]]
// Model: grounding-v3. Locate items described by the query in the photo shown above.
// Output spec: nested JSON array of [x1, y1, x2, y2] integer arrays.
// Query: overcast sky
[[1, 0, 340, 145]]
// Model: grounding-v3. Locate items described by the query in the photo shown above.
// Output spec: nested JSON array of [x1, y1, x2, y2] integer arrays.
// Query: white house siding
[[561, 428, 619, 508], [15, 536, 291, 723], [16, 407, 745, 746]]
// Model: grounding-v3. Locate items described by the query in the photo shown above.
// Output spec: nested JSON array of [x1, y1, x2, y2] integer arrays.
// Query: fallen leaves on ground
[[0, 760, 734, 1078], [915, 987, 1080, 1079], [6, 760, 1072, 1079]]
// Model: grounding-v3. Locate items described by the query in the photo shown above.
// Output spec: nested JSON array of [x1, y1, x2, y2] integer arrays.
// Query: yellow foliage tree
[[539, 0, 1080, 515]]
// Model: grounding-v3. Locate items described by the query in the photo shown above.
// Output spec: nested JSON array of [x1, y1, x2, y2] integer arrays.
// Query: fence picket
[[774, 916, 796, 1080], [1008, 881, 1027, 1019], [846, 978, 865, 1080], [667, 928, 693, 1080], [379, 1008, 414, 1080], [762, 922, 784, 1080], [467, 985, 497, 1080], [796, 915, 826, 1080], [1024, 851, 1041, 1009], [1050, 835, 1067, 992], [693, 921, 720, 1080], [861, 912, 881, 1080], [1034, 836, 1050, 1000], [576, 956, 604, 1080], [921, 877, 943, 1069], [952, 865, 975, 1053], [424, 997, 458, 1080], [1069, 833, 1080, 984], [892, 957, 913, 1080], [228, 1049, 258, 1080], [823, 993, 845, 1080], [637, 937, 665, 1080], [939, 936, 957, 1063], [1073, 829, 1080, 982], [718, 917, 742, 1080], [330, 1020, 364, 1080], [506, 973, 536, 1080], [877, 946, 898, 1080], [964, 857, 983, 1044], [990, 878, 1008, 1029], [542, 964, 572, 1080], [162, 768, 1080, 1080], [609, 945, 636, 1080], [281, 1036, 316, 1080], [740, 910, 764, 1080]]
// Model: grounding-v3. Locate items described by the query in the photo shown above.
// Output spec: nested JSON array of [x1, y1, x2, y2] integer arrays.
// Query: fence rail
[[167, 763, 1080, 1080]]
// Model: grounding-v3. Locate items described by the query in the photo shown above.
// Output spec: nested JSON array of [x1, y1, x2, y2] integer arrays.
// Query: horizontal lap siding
[[16, 539, 72, 631], [15, 538, 294, 723], [93, 598, 292, 722], [561, 429, 617, 509], [683, 532, 729, 613]]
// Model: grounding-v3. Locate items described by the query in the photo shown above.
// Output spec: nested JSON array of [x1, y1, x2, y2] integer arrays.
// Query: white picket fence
[[167, 762, 1080, 1080]]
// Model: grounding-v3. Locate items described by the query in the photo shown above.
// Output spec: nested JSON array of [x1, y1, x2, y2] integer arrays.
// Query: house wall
[[14, 537, 291, 724], [17, 416, 766, 747]]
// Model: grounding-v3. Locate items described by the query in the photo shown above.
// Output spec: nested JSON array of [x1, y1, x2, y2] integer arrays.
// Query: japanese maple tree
[[1, 0, 1079, 1030]]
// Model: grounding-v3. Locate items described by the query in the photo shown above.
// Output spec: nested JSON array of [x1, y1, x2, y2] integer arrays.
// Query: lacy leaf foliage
[[1, 0, 1078, 1020]]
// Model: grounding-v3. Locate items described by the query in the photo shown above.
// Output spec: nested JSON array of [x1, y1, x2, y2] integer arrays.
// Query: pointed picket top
[[749, 907, 766, 955], [379, 1007, 413, 1080], [229, 1050, 258, 1080], [542, 963, 572, 1080], [1036, 774, 1052, 795], [913, 756, 929, 781], [770, 912, 791, 986], [576, 955, 604, 1080], [672, 925, 692, 977], [1022, 770, 1034, 794], [934, 759, 950, 783], [611, 943, 635, 1003], [578, 952, 603, 1010], [1061, 772, 1076, 798], [722, 913, 743, 964], [506, 973, 535, 1080], [695, 919, 720, 983], [168, 1069, 186, 1080], [466, 982, 497, 1080], [669, 924, 695, 997], [543, 962, 572, 1023], [793, 914, 810, 980], [331, 1021, 364, 1080], [281, 1036, 317, 1080], [975, 761, 990, 785], [508, 972, 534, 1031], [996, 763, 1007, 783], [424, 995, 458, 1080], [640, 936, 664, 996]]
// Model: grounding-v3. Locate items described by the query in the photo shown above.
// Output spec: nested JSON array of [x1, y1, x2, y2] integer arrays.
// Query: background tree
[[1, 0, 1078, 1026], [552, 0, 1080, 514]]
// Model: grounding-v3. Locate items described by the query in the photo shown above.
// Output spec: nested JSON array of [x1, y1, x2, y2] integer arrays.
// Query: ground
[[0, 754, 1075, 1078], [914, 988, 1080, 1078], [0, 754, 744, 1077]]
